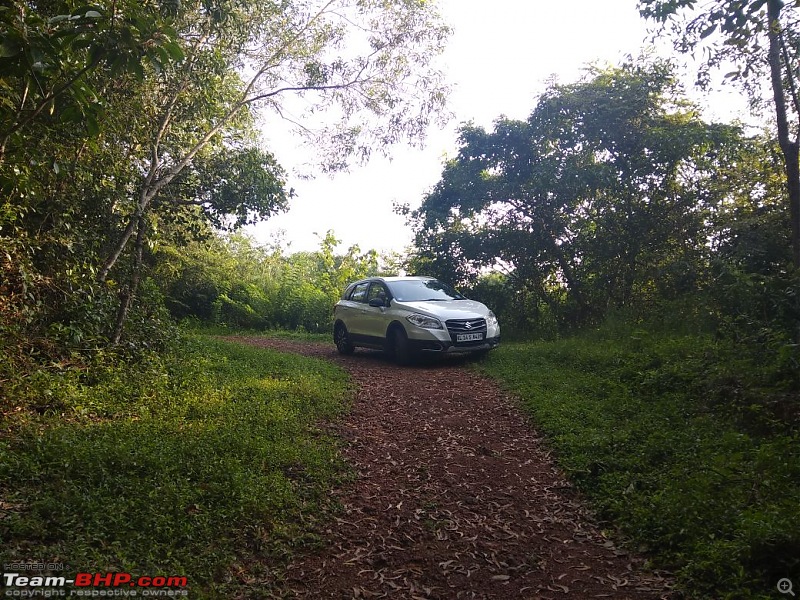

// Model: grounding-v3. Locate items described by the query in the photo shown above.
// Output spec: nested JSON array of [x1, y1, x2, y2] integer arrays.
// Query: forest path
[[226, 337, 673, 599]]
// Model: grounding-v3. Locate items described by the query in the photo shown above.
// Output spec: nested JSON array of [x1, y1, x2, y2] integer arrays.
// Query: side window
[[350, 282, 370, 303], [366, 283, 388, 304]]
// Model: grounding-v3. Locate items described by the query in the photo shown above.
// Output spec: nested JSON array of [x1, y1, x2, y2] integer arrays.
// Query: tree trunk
[[110, 214, 146, 345], [534, 216, 587, 321], [767, 0, 800, 267], [98, 208, 141, 283]]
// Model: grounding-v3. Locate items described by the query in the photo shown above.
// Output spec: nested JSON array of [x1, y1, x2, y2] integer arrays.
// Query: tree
[[0, 0, 184, 162], [95, 0, 450, 281], [638, 0, 800, 266], [1, 0, 451, 346], [85, 0, 449, 339], [0, 0, 188, 349], [410, 60, 741, 325]]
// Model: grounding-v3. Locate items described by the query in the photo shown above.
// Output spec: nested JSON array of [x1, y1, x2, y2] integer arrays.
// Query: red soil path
[[226, 337, 674, 600]]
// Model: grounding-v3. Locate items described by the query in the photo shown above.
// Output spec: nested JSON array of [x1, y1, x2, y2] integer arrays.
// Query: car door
[[341, 281, 371, 339], [362, 282, 390, 341]]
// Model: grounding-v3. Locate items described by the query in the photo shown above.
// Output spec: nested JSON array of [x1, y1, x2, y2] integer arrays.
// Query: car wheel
[[334, 322, 355, 355], [390, 327, 413, 365]]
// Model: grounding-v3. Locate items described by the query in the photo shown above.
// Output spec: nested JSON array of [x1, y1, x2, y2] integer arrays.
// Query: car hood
[[395, 299, 490, 320]]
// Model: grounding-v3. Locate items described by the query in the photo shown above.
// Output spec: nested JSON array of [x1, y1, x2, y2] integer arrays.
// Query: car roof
[[351, 276, 435, 285]]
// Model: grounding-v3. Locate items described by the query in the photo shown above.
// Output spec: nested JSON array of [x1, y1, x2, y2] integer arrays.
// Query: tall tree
[[410, 61, 740, 323], [96, 0, 451, 282], [638, 0, 800, 266], [1, 0, 451, 345]]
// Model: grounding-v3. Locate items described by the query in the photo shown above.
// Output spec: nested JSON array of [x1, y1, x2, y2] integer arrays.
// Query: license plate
[[456, 332, 483, 342]]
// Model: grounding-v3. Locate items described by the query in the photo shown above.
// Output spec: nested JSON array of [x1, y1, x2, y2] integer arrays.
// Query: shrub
[[479, 326, 800, 599]]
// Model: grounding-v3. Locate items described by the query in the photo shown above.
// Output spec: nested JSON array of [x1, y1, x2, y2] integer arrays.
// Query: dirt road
[[228, 337, 673, 599]]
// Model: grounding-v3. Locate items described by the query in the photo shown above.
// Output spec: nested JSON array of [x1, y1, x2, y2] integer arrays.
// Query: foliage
[[86, 0, 451, 285], [0, 0, 451, 358], [408, 59, 744, 327], [452, 271, 560, 341], [154, 231, 381, 333], [637, 0, 792, 93], [3, 7, 799, 598], [406, 58, 800, 358], [479, 323, 800, 599], [0, 0, 184, 159], [0, 334, 351, 598], [637, 0, 800, 266]]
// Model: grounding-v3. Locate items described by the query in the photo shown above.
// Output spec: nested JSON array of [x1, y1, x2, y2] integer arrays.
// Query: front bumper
[[409, 335, 500, 354]]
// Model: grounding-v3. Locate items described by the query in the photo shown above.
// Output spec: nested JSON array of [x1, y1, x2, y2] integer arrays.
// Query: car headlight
[[486, 311, 498, 328], [406, 313, 443, 329]]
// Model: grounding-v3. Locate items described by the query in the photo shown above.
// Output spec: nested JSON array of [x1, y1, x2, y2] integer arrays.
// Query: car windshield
[[387, 279, 466, 302]]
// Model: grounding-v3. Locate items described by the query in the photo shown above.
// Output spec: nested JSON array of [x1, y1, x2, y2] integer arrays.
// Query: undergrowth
[[0, 334, 351, 598], [479, 325, 800, 600], [179, 319, 330, 342]]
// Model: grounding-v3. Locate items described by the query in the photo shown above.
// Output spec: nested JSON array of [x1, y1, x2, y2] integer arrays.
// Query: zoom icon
[[778, 578, 795, 596]]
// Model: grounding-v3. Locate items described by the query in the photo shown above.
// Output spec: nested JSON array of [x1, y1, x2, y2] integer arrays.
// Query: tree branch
[[243, 77, 371, 105], [0, 60, 98, 160]]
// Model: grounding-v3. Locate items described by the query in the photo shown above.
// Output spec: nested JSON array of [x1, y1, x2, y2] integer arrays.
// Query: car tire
[[390, 326, 413, 366], [334, 322, 355, 355]]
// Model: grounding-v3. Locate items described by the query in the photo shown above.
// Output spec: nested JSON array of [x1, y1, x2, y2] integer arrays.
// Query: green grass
[[478, 328, 800, 600], [4, 323, 798, 599], [0, 335, 350, 598], [180, 320, 331, 343]]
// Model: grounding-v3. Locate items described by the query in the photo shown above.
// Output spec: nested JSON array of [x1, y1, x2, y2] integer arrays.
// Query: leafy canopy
[[409, 59, 742, 323]]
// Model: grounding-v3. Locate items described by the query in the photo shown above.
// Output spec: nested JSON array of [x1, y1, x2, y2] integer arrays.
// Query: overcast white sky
[[245, 0, 752, 255]]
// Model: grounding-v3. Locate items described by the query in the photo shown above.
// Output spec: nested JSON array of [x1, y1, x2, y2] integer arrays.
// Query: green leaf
[[85, 112, 99, 136], [0, 40, 20, 58], [59, 105, 82, 123], [163, 41, 185, 62], [129, 58, 144, 80], [147, 54, 163, 75]]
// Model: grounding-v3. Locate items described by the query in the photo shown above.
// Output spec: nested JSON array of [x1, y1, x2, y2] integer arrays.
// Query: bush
[[479, 325, 800, 599], [154, 233, 378, 334], [0, 335, 351, 598]]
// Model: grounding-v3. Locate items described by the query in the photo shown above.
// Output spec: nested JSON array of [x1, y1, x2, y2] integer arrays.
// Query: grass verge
[[179, 320, 331, 343], [478, 328, 800, 600], [0, 334, 350, 598]]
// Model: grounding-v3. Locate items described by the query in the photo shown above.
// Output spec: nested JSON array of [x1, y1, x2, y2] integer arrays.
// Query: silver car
[[332, 276, 500, 364]]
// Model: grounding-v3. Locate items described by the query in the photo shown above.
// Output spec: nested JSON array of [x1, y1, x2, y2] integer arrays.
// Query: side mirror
[[368, 298, 386, 308]]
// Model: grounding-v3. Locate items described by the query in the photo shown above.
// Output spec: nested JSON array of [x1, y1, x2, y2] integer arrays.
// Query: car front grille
[[445, 318, 488, 345]]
